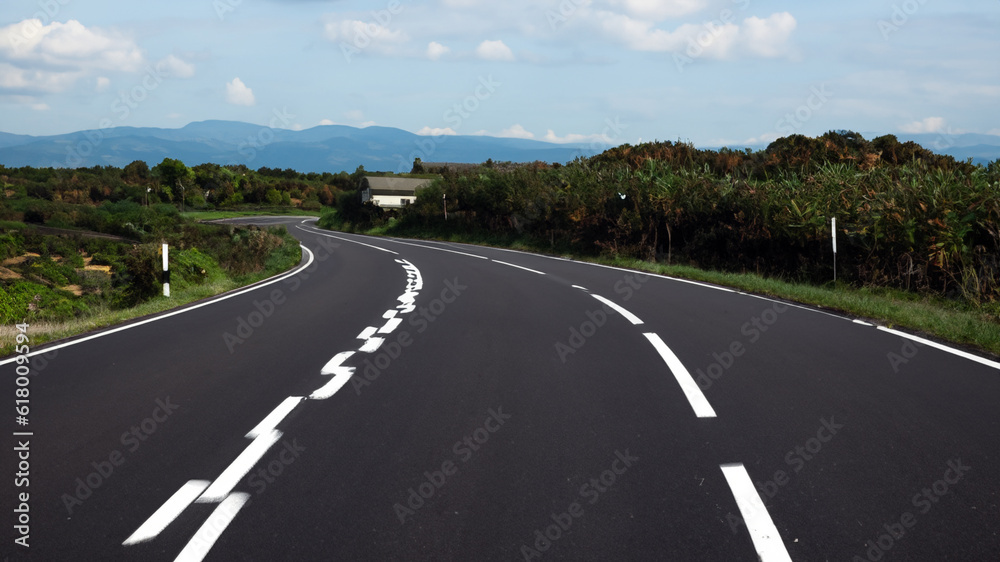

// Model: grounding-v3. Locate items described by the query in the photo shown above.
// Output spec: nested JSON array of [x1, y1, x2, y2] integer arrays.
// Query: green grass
[[324, 217, 1000, 359], [181, 208, 322, 221], [595, 257, 1000, 357], [0, 278, 242, 356]]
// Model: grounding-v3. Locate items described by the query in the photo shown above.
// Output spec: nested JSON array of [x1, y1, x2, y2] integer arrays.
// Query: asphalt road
[[3, 217, 998, 561]]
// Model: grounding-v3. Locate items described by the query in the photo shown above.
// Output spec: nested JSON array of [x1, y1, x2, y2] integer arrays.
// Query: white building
[[360, 177, 433, 208]]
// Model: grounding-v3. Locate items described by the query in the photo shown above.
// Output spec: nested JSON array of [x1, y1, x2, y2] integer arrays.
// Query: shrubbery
[[385, 132, 999, 304]]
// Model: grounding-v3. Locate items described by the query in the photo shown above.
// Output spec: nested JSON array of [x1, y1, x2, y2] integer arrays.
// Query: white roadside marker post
[[831, 216, 837, 285], [162, 243, 170, 297]]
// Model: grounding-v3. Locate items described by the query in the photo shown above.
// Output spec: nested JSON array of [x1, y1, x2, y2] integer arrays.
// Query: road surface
[[3, 217, 998, 561]]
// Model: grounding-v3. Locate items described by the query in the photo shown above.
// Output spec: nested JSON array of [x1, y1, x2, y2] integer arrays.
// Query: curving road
[[3, 217, 998, 561]]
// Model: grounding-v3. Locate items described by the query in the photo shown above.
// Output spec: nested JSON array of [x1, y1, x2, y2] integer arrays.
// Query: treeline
[[345, 131, 1000, 304], [0, 159, 368, 212]]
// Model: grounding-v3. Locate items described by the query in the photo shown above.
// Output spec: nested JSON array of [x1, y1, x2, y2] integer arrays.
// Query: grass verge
[[182, 208, 321, 221]]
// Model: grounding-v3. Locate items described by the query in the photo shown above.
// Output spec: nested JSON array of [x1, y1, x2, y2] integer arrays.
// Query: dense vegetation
[[327, 131, 1000, 308], [1, 161, 312, 340], [0, 158, 366, 212]]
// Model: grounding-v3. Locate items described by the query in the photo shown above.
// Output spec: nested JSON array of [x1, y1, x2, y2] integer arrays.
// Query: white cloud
[[543, 129, 614, 144], [416, 126, 458, 136], [427, 41, 450, 60], [497, 124, 535, 139], [740, 13, 797, 58], [225, 77, 255, 106], [95, 76, 110, 92], [609, 0, 707, 21], [900, 117, 946, 134], [989, 129, 1000, 136], [475, 39, 515, 61], [596, 10, 796, 60], [319, 118, 336, 126], [323, 19, 409, 56], [344, 109, 365, 122], [158, 54, 195, 78], [0, 19, 143, 94]]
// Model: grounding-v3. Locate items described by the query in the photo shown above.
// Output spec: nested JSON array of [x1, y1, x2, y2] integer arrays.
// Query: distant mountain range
[[0, 120, 595, 173], [0, 121, 997, 173]]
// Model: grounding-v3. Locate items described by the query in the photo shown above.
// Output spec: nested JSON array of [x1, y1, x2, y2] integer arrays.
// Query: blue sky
[[1, 0, 997, 147]]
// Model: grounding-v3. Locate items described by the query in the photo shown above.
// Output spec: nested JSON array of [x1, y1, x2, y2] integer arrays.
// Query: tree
[[123, 160, 150, 184], [349, 165, 366, 189], [152, 158, 194, 205], [264, 188, 282, 206]]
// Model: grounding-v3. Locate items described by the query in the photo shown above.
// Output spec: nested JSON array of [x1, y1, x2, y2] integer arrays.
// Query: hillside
[[0, 121, 593, 173]]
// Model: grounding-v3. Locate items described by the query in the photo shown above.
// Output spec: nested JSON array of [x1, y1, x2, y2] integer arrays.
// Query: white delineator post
[[831, 217, 837, 284], [162, 243, 170, 297]]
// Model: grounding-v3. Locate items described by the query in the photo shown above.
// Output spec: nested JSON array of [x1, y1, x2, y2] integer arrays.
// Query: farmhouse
[[360, 177, 433, 208]]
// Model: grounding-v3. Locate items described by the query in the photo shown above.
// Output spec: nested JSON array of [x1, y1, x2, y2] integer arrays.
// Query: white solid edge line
[[720, 463, 793, 562], [735, 291, 849, 322], [123, 480, 210, 546], [384, 237, 488, 259], [0, 245, 316, 366], [591, 294, 644, 325], [173, 492, 251, 562], [643, 333, 717, 418], [245, 396, 303, 439], [877, 326, 1000, 370], [297, 225, 398, 254], [198, 430, 282, 503], [492, 259, 546, 275]]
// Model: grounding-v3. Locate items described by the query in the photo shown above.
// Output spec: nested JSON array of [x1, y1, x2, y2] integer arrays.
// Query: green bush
[[170, 247, 223, 290], [27, 256, 79, 286], [0, 232, 24, 260], [111, 245, 161, 307], [0, 280, 89, 323]]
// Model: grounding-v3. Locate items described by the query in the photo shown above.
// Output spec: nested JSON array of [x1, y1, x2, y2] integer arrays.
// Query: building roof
[[361, 177, 433, 195]]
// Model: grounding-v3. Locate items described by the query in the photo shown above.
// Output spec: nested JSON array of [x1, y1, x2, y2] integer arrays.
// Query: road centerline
[[720, 463, 793, 562], [591, 294, 644, 325], [643, 333, 717, 418]]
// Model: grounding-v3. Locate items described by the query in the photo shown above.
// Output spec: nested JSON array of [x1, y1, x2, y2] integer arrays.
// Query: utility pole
[[443, 193, 447, 221]]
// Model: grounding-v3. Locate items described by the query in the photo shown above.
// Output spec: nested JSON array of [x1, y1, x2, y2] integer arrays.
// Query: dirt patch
[[61, 284, 83, 296], [81, 255, 112, 274], [0, 266, 21, 280], [2, 252, 40, 266]]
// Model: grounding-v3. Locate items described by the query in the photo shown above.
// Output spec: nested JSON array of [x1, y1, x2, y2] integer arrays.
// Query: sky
[[1, 0, 998, 148]]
